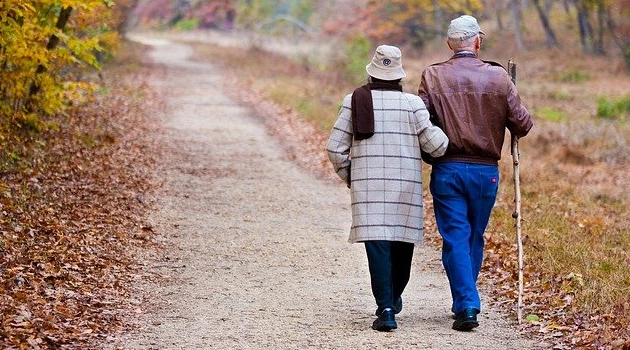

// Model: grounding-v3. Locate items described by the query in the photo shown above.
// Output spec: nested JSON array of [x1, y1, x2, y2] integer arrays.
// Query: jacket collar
[[453, 50, 477, 58]]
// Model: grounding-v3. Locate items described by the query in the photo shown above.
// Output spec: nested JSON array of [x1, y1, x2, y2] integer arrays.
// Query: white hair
[[447, 34, 479, 51]]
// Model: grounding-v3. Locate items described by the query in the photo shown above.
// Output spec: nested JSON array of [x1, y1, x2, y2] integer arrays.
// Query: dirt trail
[[110, 34, 538, 349]]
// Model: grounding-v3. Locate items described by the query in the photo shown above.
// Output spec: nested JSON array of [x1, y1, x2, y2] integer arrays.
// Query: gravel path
[[111, 34, 538, 349]]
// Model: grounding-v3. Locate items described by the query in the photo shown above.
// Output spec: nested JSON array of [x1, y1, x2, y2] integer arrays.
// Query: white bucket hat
[[447, 15, 486, 40], [365, 45, 406, 81]]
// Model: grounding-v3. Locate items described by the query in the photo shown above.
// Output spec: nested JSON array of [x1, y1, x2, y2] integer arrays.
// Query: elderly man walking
[[417, 15, 533, 331], [327, 45, 448, 332]]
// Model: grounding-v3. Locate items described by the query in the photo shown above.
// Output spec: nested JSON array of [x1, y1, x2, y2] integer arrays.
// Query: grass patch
[[536, 106, 567, 121], [488, 161, 630, 343], [557, 69, 590, 83], [174, 18, 199, 31], [528, 207, 630, 309], [551, 89, 573, 101], [266, 79, 339, 130]]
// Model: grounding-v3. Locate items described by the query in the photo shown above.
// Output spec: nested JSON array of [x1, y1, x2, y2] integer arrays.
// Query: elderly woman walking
[[326, 45, 449, 331]]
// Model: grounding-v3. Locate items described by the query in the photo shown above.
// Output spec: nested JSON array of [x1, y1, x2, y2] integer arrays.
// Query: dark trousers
[[364, 240, 415, 313]]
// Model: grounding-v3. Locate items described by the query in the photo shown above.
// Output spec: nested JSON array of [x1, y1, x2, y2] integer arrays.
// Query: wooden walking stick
[[508, 59, 524, 324]]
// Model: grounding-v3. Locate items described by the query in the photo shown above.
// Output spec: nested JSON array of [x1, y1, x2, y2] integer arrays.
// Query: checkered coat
[[326, 90, 449, 244]]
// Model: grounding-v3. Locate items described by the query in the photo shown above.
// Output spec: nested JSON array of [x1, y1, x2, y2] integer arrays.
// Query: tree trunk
[[497, 11, 503, 31], [168, 0, 190, 26], [575, 0, 594, 53], [29, 6, 73, 97], [593, 0, 606, 55], [117, 0, 139, 34], [433, 0, 443, 44], [562, 0, 571, 13], [496, 0, 504, 30], [511, 0, 525, 51], [605, 7, 630, 69], [532, 0, 559, 48]]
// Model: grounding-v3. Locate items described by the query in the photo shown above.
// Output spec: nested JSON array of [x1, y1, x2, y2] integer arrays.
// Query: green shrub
[[343, 35, 372, 84], [553, 90, 573, 101], [174, 18, 199, 31], [597, 97, 630, 119], [559, 70, 590, 83], [537, 106, 567, 121]]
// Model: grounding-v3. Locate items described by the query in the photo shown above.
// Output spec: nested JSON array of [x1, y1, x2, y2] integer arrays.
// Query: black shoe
[[375, 297, 403, 316], [372, 308, 397, 332], [394, 296, 403, 314], [452, 308, 479, 331]]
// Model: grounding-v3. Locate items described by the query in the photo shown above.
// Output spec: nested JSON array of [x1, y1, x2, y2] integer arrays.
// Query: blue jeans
[[429, 162, 499, 314], [364, 240, 415, 314]]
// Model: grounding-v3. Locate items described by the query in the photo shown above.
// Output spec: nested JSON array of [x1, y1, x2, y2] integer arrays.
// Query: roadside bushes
[[0, 1, 131, 123], [597, 96, 630, 120]]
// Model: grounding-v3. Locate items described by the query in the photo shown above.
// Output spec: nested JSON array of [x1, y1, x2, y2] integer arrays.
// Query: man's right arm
[[506, 78, 533, 138]]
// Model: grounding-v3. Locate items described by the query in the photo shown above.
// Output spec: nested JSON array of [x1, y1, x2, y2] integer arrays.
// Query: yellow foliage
[[0, 0, 123, 122], [439, 0, 483, 13]]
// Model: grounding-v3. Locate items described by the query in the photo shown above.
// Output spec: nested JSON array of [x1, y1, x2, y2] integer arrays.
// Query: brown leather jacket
[[418, 54, 533, 165]]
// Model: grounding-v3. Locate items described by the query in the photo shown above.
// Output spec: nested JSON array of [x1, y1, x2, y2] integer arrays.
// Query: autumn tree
[[565, 0, 630, 65], [353, 0, 484, 48], [131, 0, 173, 28], [193, 0, 236, 30], [236, 0, 316, 35], [0, 0, 135, 125]]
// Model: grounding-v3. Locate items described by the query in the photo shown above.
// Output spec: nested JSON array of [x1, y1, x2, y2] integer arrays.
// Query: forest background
[[1, 0, 630, 349]]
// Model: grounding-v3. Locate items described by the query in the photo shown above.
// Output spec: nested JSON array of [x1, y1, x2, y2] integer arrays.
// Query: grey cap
[[447, 15, 486, 40]]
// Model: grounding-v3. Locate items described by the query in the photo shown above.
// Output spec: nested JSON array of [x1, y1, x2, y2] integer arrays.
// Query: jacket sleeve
[[417, 71, 433, 114], [409, 95, 449, 158], [326, 94, 353, 187], [506, 77, 533, 138]]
